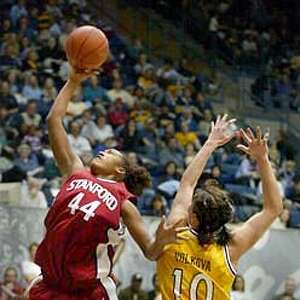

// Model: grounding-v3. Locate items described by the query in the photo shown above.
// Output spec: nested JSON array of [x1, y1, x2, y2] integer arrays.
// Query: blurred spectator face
[[139, 53, 147, 64], [5, 45, 15, 57], [90, 76, 99, 87], [29, 243, 38, 261], [21, 36, 30, 48], [131, 274, 143, 292], [8, 71, 17, 85], [186, 143, 195, 155], [97, 116, 106, 128], [211, 165, 221, 178], [0, 106, 8, 119], [196, 92, 205, 102], [28, 51, 38, 62], [19, 16, 28, 29], [165, 162, 177, 176], [3, 19, 11, 30], [203, 109, 212, 121], [82, 110, 92, 122], [232, 275, 245, 292], [284, 277, 296, 296], [279, 209, 290, 225], [128, 120, 136, 133], [165, 122, 175, 135], [146, 118, 157, 130], [180, 122, 189, 133], [279, 296, 293, 300], [4, 267, 18, 285], [168, 138, 178, 150], [26, 101, 37, 116], [1, 81, 10, 95], [294, 180, 300, 195], [70, 122, 81, 137], [184, 87, 192, 98], [18, 144, 31, 159], [127, 152, 138, 165], [44, 77, 54, 89], [48, 37, 56, 49], [29, 75, 38, 86], [113, 79, 123, 90], [152, 195, 163, 211]]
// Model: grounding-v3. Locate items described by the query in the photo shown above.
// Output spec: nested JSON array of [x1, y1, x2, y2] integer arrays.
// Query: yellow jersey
[[157, 229, 236, 300]]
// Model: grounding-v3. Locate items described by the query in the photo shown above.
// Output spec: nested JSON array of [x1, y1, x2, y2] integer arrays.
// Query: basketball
[[65, 25, 109, 70]]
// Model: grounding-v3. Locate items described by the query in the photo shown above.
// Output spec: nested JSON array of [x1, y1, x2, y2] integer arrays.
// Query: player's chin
[[90, 159, 102, 175]]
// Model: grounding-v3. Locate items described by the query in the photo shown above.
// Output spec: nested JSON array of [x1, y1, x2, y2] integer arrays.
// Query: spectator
[[185, 142, 196, 165], [0, 45, 20, 70], [21, 242, 41, 284], [159, 137, 184, 167], [273, 277, 299, 300], [13, 143, 39, 174], [235, 154, 258, 187], [22, 125, 43, 153], [81, 114, 114, 146], [148, 274, 162, 300], [148, 194, 168, 217], [10, 0, 28, 26], [0, 266, 24, 300], [134, 53, 153, 75], [108, 98, 129, 128], [83, 75, 110, 104], [68, 121, 91, 156], [118, 273, 148, 300], [0, 81, 18, 113], [22, 75, 43, 101], [18, 100, 42, 129], [119, 120, 142, 151], [272, 208, 290, 229], [107, 78, 135, 108], [175, 122, 201, 148], [21, 177, 47, 208], [66, 87, 88, 117], [231, 274, 252, 300]]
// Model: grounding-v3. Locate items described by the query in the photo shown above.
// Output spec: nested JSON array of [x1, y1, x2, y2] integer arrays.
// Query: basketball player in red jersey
[[28, 69, 183, 300]]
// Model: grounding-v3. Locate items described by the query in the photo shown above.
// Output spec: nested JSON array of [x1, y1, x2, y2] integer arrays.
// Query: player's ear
[[116, 166, 126, 176]]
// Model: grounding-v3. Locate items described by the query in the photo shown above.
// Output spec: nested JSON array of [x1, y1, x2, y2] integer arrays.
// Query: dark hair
[[123, 161, 151, 196], [192, 179, 233, 246]]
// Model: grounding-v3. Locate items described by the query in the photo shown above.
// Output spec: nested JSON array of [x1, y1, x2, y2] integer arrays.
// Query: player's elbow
[[264, 198, 283, 217], [46, 113, 61, 127]]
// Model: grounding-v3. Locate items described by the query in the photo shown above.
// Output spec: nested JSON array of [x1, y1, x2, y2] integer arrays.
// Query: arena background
[[1, 0, 300, 299]]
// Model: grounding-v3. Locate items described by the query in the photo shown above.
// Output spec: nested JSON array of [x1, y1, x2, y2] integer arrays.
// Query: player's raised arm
[[167, 115, 236, 225], [47, 68, 94, 177], [230, 127, 283, 263]]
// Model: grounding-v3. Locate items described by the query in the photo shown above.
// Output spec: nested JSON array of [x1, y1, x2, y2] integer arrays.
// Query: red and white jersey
[[35, 170, 133, 298]]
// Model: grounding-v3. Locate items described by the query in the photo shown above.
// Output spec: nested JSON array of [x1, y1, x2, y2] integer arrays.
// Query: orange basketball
[[65, 25, 109, 70]]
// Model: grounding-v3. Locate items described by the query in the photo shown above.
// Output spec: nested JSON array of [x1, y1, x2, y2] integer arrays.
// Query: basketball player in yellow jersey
[[157, 117, 283, 300]]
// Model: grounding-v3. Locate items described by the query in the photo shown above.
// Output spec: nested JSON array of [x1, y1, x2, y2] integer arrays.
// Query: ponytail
[[124, 164, 151, 196]]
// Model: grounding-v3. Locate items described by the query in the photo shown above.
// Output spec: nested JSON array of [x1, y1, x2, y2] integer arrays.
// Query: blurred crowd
[[0, 0, 300, 298], [0, 0, 299, 228]]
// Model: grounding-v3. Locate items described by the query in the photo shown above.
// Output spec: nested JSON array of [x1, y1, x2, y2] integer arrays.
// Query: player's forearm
[[257, 155, 283, 215], [180, 140, 217, 189], [144, 238, 165, 261], [47, 80, 79, 121]]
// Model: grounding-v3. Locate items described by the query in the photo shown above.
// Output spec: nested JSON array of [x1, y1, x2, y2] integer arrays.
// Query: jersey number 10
[[173, 269, 214, 300]]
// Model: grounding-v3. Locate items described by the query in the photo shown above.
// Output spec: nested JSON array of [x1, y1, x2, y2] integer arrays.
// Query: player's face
[[90, 149, 125, 179]]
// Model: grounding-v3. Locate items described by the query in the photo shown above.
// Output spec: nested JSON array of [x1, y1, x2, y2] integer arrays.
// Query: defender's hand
[[207, 114, 236, 147], [237, 127, 269, 161]]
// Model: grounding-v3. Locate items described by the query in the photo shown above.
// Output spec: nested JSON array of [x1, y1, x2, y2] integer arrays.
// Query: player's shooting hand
[[236, 127, 269, 162], [68, 66, 99, 84], [155, 216, 188, 246], [207, 114, 236, 147]]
